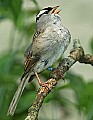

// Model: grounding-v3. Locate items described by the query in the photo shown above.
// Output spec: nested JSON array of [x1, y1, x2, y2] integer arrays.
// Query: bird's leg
[[35, 72, 49, 87]]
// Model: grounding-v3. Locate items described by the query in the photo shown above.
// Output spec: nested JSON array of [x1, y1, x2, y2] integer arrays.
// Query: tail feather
[[7, 75, 29, 116]]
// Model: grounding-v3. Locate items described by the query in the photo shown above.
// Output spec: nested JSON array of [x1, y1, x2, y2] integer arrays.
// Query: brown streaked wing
[[21, 53, 40, 80]]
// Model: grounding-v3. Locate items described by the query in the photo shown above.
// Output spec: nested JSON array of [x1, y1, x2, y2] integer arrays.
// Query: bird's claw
[[39, 82, 49, 89], [35, 72, 49, 89]]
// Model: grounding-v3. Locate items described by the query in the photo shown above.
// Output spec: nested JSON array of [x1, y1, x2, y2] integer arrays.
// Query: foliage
[[0, 0, 39, 119], [0, 0, 93, 120]]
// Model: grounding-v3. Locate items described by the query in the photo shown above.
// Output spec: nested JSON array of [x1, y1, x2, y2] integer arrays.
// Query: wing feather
[[21, 52, 40, 80]]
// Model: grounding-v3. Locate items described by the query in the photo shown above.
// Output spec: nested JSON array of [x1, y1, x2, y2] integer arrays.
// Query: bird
[[7, 6, 71, 116]]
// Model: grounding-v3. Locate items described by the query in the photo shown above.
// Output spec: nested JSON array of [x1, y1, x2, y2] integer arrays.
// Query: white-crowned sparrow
[[7, 6, 71, 116]]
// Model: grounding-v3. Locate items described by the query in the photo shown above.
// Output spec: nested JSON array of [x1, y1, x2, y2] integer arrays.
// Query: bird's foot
[[38, 82, 49, 88], [35, 72, 49, 88]]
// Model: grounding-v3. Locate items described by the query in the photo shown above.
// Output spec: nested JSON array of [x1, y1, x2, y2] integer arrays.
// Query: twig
[[79, 54, 93, 66], [25, 39, 93, 120]]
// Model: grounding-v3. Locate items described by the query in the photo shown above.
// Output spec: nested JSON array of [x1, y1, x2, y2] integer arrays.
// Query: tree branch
[[25, 39, 93, 120]]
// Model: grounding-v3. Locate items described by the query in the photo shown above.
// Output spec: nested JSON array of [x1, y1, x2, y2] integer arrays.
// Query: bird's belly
[[35, 43, 65, 73]]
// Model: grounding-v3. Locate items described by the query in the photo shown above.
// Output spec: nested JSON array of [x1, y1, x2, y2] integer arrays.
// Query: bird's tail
[[7, 74, 29, 116]]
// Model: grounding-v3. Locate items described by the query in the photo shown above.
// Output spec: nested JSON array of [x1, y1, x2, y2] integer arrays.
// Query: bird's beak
[[51, 6, 61, 14]]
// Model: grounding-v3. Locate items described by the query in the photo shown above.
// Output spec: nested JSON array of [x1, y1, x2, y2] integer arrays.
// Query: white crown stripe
[[37, 10, 48, 18]]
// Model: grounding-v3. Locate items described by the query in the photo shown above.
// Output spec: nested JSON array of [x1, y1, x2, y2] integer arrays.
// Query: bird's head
[[36, 6, 61, 29]]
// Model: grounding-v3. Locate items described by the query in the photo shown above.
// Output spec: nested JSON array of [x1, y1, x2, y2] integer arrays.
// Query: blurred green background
[[0, 0, 93, 120]]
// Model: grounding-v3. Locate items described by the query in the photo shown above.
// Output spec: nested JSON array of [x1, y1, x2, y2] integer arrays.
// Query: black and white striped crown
[[36, 7, 53, 21]]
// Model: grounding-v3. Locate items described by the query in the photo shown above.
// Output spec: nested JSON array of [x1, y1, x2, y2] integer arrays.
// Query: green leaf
[[72, 81, 93, 118], [0, 0, 22, 22], [44, 92, 56, 103], [10, 0, 22, 18], [66, 72, 86, 111], [0, 86, 6, 111], [85, 103, 93, 120], [16, 91, 36, 114], [66, 72, 86, 93], [0, 53, 16, 74], [84, 82, 93, 112]]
